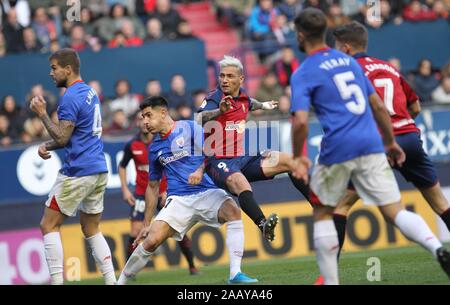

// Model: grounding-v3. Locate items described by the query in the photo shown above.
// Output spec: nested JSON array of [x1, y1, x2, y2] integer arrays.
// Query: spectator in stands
[[175, 103, 193, 120], [303, 0, 330, 12], [49, 38, 61, 53], [88, 80, 112, 124], [109, 79, 142, 119], [403, 0, 438, 21], [272, 46, 299, 88], [413, 59, 440, 103], [106, 109, 131, 133], [0, 114, 12, 146], [145, 17, 167, 41], [98, 3, 145, 43], [255, 71, 284, 103], [388, 57, 402, 73], [432, 0, 449, 19], [0, 95, 24, 140], [215, 0, 255, 29], [441, 61, 450, 78], [0, 0, 30, 27], [23, 116, 49, 142], [109, 19, 143, 47], [150, 0, 182, 39], [67, 24, 88, 51], [272, 12, 294, 44], [27, 0, 60, 13], [3, 8, 25, 53], [432, 76, 450, 104], [135, 0, 157, 24], [326, 2, 350, 43], [175, 19, 196, 39], [31, 7, 58, 51], [247, 0, 279, 60], [79, 6, 98, 37], [24, 84, 58, 117], [144, 79, 162, 97], [277, 0, 303, 22], [22, 26, 43, 53], [277, 94, 290, 115], [365, 0, 400, 28], [0, 32, 6, 57], [165, 74, 194, 110]]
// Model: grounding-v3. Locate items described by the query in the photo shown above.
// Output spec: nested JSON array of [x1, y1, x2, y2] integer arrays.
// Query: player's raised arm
[[197, 95, 233, 125], [249, 98, 279, 111], [30, 95, 75, 150], [368, 93, 405, 167]]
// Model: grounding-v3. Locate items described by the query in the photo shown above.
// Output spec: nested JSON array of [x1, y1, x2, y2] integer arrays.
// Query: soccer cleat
[[260, 213, 279, 242], [228, 272, 258, 284], [313, 275, 324, 285], [436, 247, 450, 279], [189, 267, 200, 275]]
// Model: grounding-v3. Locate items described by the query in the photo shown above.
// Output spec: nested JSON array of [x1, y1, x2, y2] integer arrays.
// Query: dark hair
[[49, 48, 81, 74], [115, 79, 130, 89], [140, 96, 169, 110], [294, 8, 327, 42], [333, 21, 368, 50]]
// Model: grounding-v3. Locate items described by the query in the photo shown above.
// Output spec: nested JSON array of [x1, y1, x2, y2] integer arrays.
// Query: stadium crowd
[[0, 0, 449, 147]]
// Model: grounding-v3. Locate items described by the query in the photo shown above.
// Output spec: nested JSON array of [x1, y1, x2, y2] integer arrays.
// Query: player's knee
[[40, 219, 58, 235], [142, 236, 161, 253]]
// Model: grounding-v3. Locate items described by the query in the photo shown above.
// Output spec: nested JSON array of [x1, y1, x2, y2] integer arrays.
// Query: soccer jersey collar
[[308, 46, 331, 57], [68, 79, 84, 88], [161, 121, 176, 140]]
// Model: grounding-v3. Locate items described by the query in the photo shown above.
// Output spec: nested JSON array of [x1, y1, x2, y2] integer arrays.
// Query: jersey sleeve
[[148, 147, 163, 182], [290, 70, 312, 112], [57, 94, 79, 122], [119, 141, 133, 168], [197, 90, 220, 113], [400, 76, 419, 104]]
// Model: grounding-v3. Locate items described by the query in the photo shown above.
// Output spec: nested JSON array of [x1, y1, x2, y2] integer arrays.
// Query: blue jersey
[[148, 120, 217, 197], [58, 81, 108, 176], [290, 48, 384, 165]]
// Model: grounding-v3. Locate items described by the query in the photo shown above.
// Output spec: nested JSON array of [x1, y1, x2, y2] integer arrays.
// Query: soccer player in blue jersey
[[30, 49, 116, 285], [289, 9, 450, 284], [117, 96, 257, 284]]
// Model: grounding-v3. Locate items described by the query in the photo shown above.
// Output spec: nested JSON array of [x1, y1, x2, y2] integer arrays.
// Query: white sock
[[394, 210, 442, 257], [226, 220, 244, 279], [43, 232, 64, 285], [117, 244, 152, 285], [314, 220, 339, 285], [86, 232, 116, 285]]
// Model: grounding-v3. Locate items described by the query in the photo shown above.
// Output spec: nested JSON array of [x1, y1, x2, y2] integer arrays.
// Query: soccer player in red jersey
[[197, 55, 310, 242], [119, 111, 199, 275], [309, 21, 450, 284]]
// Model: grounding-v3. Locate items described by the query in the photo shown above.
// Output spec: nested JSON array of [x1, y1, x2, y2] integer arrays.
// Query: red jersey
[[199, 88, 251, 158], [355, 53, 419, 135], [119, 134, 167, 195]]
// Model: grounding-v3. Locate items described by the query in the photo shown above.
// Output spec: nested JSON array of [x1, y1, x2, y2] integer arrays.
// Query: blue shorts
[[206, 153, 273, 193], [394, 132, 438, 189], [129, 195, 163, 221], [347, 132, 438, 190]]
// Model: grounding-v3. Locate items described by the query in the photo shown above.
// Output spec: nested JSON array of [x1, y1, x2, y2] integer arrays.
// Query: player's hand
[[30, 95, 47, 118], [261, 100, 279, 110], [123, 188, 136, 206], [219, 96, 233, 113], [385, 141, 406, 167], [38, 143, 51, 160], [291, 156, 311, 183], [133, 226, 151, 247], [188, 168, 204, 185]]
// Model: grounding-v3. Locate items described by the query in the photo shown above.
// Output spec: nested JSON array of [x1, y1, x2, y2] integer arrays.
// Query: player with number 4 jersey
[[30, 48, 116, 285]]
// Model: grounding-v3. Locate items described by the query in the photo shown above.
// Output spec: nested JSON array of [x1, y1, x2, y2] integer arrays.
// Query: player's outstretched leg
[[218, 198, 258, 284], [380, 202, 450, 278], [178, 235, 199, 275], [80, 212, 116, 285], [419, 182, 450, 232], [118, 220, 174, 284], [40, 207, 66, 285]]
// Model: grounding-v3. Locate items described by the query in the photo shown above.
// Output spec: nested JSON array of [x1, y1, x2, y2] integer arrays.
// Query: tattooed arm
[[250, 98, 279, 111], [198, 95, 233, 125], [40, 114, 75, 147]]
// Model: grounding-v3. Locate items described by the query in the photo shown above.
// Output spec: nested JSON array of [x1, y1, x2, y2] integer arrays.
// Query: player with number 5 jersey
[[29, 48, 115, 285]]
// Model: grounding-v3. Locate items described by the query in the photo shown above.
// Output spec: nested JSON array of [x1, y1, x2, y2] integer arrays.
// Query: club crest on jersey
[[175, 136, 185, 148], [200, 99, 207, 109], [225, 120, 246, 134]]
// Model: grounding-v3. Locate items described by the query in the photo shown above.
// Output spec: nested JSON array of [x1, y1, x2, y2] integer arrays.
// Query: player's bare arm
[[408, 100, 421, 119], [250, 98, 279, 111], [291, 110, 311, 181], [188, 161, 205, 185], [118, 165, 136, 206], [198, 96, 233, 125], [30, 95, 75, 147], [368, 93, 406, 167]]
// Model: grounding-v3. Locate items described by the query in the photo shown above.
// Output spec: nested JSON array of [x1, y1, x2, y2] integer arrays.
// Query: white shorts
[[45, 172, 108, 217], [154, 188, 232, 241], [310, 153, 401, 207]]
